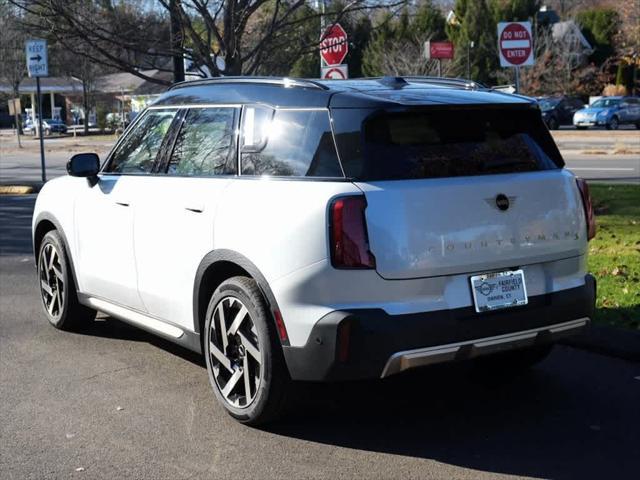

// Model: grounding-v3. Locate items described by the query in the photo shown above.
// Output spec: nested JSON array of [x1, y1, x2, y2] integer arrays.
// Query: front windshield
[[591, 98, 620, 108], [538, 98, 560, 111]]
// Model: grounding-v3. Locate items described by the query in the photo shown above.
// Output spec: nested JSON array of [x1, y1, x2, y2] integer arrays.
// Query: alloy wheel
[[39, 243, 65, 319], [208, 296, 262, 408]]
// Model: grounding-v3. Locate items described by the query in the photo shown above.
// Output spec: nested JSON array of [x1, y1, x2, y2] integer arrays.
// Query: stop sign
[[320, 23, 348, 66], [498, 22, 534, 67]]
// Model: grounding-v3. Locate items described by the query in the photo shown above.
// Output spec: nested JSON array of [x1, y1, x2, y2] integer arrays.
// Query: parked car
[[573, 96, 640, 130], [537, 96, 584, 130], [23, 118, 68, 136], [33, 76, 596, 424]]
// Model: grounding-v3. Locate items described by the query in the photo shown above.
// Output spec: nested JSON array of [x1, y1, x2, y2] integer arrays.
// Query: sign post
[[320, 23, 349, 80], [8, 99, 22, 148], [497, 22, 534, 93], [26, 39, 49, 182]]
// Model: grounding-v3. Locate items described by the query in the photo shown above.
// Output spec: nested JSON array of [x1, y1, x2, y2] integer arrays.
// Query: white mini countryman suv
[[33, 76, 597, 424]]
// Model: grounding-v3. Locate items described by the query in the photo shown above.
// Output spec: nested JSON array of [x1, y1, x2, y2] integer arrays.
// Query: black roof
[[154, 76, 536, 109]]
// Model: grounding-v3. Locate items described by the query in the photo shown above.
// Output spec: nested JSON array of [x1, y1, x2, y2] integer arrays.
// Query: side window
[[167, 108, 237, 176], [107, 110, 177, 173], [240, 108, 343, 177]]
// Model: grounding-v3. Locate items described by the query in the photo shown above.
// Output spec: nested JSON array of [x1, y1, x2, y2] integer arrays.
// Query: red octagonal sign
[[320, 23, 348, 66], [498, 22, 533, 67]]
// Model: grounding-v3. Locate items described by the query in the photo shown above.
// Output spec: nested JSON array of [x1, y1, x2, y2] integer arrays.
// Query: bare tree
[[377, 35, 455, 77], [0, 2, 28, 142], [0, 5, 27, 98], [10, 0, 402, 85], [518, 26, 602, 96], [54, 46, 102, 134]]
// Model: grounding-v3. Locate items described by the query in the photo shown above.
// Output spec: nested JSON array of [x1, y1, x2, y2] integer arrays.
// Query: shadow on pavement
[[0, 195, 35, 256], [267, 352, 639, 480], [79, 313, 640, 479]]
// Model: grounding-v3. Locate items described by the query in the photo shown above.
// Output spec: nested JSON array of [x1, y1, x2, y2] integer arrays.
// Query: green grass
[[588, 184, 640, 330]]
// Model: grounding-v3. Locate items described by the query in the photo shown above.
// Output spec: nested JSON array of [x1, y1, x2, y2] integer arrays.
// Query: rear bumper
[[282, 275, 596, 381]]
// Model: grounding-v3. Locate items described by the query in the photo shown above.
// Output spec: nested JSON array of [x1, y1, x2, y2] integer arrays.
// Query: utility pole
[[466, 41, 474, 80], [170, 0, 185, 83]]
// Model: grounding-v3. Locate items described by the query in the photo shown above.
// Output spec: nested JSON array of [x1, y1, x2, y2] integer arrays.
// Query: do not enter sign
[[497, 22, 534, 67]]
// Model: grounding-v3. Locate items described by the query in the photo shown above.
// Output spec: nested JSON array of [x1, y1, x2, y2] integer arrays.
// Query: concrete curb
[[0, 182, 43, 194], [0, 185, 34, 195], [561, 324, 640, 362]]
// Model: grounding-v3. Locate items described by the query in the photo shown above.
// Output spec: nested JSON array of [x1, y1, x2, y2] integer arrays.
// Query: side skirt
[[78, 294, 202, 354]]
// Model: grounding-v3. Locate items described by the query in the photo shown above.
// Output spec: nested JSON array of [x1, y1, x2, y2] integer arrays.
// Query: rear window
[[332, 108, 563, 181]]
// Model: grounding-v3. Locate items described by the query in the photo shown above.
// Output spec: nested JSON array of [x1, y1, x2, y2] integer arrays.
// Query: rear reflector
[[273, 310, 288, 343], [337, 321, 351, 363], [576, 178, 596, 241], [330, 195, 376, 269]]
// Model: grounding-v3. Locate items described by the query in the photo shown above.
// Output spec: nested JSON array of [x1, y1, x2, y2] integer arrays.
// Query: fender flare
[[33, 212, 81, 291], [192, 249, 289, 345]]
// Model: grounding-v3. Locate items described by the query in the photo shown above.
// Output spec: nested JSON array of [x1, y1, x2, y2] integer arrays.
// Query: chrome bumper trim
[[380, 318, 589, 378]]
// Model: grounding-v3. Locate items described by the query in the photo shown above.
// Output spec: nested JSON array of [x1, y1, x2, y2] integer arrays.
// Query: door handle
[[115, 200, 130, 207], [184, 205, 205, 213]]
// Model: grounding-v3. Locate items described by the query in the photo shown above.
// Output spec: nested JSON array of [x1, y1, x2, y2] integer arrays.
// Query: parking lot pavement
[[1, 195, 639, 479]]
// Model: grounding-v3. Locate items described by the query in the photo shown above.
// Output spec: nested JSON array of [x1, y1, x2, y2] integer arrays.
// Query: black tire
[[473, 344, 554, 378], [37, 230, 96, 330], [635, 122, 640, 130], [204, 276, 290, 425], [547, 116, 559, 130], [606, 116, 619, 130]]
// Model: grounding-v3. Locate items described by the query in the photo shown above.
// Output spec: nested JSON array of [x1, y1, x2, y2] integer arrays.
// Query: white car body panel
[[33, 168, 590, 348], [74, 175, 145, 310], [131, 176, 231, 330], [356, 169, 587, 280]]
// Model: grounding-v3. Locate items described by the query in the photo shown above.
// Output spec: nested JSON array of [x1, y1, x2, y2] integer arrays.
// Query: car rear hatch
[[331, 104, 588, 279]]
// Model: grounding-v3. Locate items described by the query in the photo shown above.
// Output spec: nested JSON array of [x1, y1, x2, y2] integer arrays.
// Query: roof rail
[[402, 76, 486, 90], [169, 76, 329, 91]]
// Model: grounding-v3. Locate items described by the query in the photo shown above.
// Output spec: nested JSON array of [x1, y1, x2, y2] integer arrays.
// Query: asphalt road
[[1, 195, 639, 479], [1, 129, 639, 184]]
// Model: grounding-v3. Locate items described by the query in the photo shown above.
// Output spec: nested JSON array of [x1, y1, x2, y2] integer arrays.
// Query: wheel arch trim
[[193, 249, 289, 346], [33, 212, 81, 292]]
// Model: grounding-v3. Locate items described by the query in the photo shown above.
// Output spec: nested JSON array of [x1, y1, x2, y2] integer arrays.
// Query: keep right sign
[[497, 21, 534, 67]]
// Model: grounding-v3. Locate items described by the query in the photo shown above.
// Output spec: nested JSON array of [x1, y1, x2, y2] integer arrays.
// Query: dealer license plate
[[470, 270, 528, 313]]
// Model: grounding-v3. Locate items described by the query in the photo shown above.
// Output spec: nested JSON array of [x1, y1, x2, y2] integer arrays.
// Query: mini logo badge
[[476, 282, 496, 296], [495, 193, 510, 211]]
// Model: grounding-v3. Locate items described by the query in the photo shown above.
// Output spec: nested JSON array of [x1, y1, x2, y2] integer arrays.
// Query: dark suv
[[537, 96, 584, 130]]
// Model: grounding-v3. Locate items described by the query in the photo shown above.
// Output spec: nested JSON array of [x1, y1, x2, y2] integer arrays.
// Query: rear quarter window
[[332, 107, 563, 181], [240, 109, 343, 178]]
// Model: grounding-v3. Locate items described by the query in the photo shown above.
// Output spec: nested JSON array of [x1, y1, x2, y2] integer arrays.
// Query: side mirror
[[67, 153, 100, 186]]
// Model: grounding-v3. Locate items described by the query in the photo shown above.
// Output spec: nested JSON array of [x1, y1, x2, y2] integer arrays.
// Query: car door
[[557, 99, 571, 124], [618, 100, 630, 123], [132, 105, 239, 331], [625, 98, 640, 123], [74, 109, 178, 310]]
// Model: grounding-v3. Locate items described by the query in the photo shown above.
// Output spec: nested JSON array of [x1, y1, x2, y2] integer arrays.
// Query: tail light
[[576, 178, 596, 241], [330, 195, 376, 269]]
